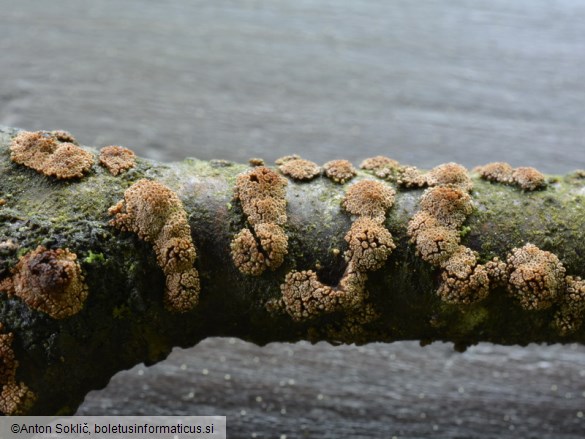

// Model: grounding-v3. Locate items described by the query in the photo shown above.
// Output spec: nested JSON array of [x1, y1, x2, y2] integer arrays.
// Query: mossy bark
[[1, 126, 585, 414]]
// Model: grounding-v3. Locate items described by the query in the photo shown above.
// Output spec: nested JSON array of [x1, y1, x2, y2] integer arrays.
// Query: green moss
[[84, 251, 105, 264]]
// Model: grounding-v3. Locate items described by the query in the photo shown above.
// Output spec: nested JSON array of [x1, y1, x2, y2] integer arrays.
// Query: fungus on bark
[[10, 130, 93, 179], [99, 145, 137, 176], [476, 162, 546, 191], [276, 155, 321, 181], [360, 155, 402, 180], [323, 159, 357, 184], [436, 246, 490, 304], [109, 179, 200, 312], [344, 217, 396, 272], [231, 167, 289, 275], [506, 243, 566, 311], [342, 180, 395, 219], [0, 246, 88, 319], [0, 324, 36, 415]]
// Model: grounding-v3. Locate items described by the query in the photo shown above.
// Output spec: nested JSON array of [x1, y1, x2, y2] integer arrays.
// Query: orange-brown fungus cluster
[[231, 167, 288, 276], [109, 179, 200, 312], [10, 130, 93, 179], [476, 162, 546, 191], [506, 243, 566, 310], [360, 156, 402, 180], [0, 246, 88, 319], [554, 276, 585, 335], [342, 179, 395, 219], [276, 155, 321, 181], [323, 159, 357, 184], [99, 145, 136, 176], [0, 324, 36, 414], [275, 178, 396, 322], [406, 165, 493, 304]]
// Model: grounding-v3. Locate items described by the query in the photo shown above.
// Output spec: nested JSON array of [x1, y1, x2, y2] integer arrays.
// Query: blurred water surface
[[1, 1, 585, 437]]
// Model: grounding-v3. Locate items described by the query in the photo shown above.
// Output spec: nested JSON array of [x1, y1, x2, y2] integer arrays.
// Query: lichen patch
[[109, 179, 200, 312], [99, 145, 136, 176], [10, 130, 93, 179], [323, 160, 357, 184], [0, 246, 88, 319]]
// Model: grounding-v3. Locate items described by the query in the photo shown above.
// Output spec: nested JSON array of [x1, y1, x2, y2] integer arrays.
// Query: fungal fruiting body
[[476, 162, 546, 191], [230, 167, 288, 276], [554, 276, 585, 335], [506, 243, 566, 311], [276, 155, 321, 181], [0, 324, 36, 414], [0, 246, 88, 319], [99, 145, 136, 176], [406, 164, 493, 305], [10, 130, 93, 179], [323, 159, 357, 184], [275, 179, 395, 323], [360, 156, 402, 180], [109, 179, 200, 312]]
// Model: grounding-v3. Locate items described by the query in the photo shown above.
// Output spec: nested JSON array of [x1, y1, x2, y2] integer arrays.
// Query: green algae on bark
[[1, 126, 585, 414]]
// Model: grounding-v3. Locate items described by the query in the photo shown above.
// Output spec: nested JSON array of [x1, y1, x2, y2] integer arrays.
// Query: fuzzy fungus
[[248, 157, 265, 167], [232, 167, 289, 276], [426, 162, 473, 191], [344, 217, 395, 272], [342, 180, 395, 219], [476, 162, 546, 191], [277, 156, 321, 181], [0, 325, 36, 415], [506, 243, 566, 310], [553, 276, 585, 335], [411, 223, 460, 265], [230, 225, 288, 275], [511, 167, 546, 191], [10, 130, 93, 179], [323, 160, 357, 184], [234, 167, 288, 226], [0, 246, 88, 319], [109, 179, 200, 312], [437, 246, 489, 304], [397, 166, 427, 188], [485, 257, 509, 287], [99, 145, 136, 176], [44, 129, 78, 144], [476, 162, 514, 184], [419, 186, 473, 228], [360, 156, 402, 180]]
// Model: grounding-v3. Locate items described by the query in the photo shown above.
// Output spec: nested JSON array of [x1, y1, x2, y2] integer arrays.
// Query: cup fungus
[[231, 167, 289, 276], [323, 159, 357, 184], [0, 324, 36, 415], [99, 145, 137, 176], [0, 246, 88, 319], [276, 155, 321, 181], [10, 130, 93, 179], [109, 179, 200, 312]]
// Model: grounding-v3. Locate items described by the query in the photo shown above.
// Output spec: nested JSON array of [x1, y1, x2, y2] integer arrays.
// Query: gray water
[[1, 1, 585, 437]]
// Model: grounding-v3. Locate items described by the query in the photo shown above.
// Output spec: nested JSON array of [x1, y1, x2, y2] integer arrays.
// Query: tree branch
[[0, 125, 584, 415]]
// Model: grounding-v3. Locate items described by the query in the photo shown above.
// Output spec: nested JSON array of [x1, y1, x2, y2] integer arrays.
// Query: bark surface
[[1, 126, 584, 414]]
